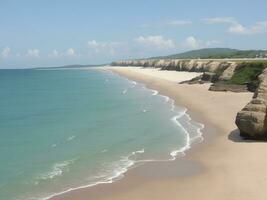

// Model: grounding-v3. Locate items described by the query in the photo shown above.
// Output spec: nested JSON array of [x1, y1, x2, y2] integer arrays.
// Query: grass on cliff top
[[151, 48, 267, 59], [228, 61, 267, 89]]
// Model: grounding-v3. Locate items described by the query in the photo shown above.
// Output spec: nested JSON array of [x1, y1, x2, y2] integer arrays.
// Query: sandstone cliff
[[111, 59, 237, 81], [235, 68, 267, 139], [112, 59, 267, 138]]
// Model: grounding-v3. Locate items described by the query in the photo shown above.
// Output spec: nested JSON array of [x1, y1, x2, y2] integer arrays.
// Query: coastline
[[51, 66, 267, 200], [46, 66, 205, 200]]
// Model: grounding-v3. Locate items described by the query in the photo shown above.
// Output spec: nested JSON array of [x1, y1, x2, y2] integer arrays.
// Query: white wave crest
[[38, 159, 74, 182], [151, 90, 159, 96], [41, 149, 144, 200], [131, 81, 137, 88], [67, 135, 76, 141], [101, 149, 108, 153], [41, 71, 204, 200], [122, 89, 127, 94], [170, 114, 204, 160], [163, 96, 170, 102]]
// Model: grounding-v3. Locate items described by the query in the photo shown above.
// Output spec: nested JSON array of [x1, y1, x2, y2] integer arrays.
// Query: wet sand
[[51, 66, 267, 200]]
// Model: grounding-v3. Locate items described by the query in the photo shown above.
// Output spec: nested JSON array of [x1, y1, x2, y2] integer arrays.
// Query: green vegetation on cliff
[[228, 61, 267, 90], [151, 48, 267, 59]]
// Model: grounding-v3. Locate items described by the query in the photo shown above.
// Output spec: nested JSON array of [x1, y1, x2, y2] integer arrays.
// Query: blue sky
[[0, 0, 267, 68]]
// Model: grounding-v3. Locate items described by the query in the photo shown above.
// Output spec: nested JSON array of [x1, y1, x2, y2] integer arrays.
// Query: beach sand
[[51, 66, 267, 200], [109, 66, 202, 82]]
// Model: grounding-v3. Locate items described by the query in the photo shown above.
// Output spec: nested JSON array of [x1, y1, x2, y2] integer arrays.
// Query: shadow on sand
[[228, 129, 267, 143]]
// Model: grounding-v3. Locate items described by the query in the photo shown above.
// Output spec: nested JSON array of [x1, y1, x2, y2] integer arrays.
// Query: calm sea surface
[[0, 68, 203, 200]]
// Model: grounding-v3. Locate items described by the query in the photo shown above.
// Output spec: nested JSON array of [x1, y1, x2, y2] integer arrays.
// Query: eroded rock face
[[111, 59, 235, 74], [202, 72, 217, 82], [219, 62, 237, 81], [235, 68, 267, 139]]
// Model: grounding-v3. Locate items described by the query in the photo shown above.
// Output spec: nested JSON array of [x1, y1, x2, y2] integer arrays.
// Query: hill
[[151, 48, 267, 59], [51, 64, 106, 69]]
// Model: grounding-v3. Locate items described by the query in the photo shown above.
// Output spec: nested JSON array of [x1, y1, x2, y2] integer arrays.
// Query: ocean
[[0, 67, 203, 200]]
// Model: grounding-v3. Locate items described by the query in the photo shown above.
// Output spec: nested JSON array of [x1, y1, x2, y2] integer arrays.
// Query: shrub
[[229, 61, 267, 91]]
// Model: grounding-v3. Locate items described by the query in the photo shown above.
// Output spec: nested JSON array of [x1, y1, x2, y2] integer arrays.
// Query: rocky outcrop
[[111, 59, 236, 74], [202, 72, 218, 82], [112, 59, 253, 92], [235, 68, 267, 139], [209, 83, 248, 92], [219, 62, 238, 81]]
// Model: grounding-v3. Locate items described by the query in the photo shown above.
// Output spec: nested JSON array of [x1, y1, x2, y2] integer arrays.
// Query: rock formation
[[202, 72, 217, 82], [235, 68, 267, 139], [112, 59, 267, 138], [219, 62, 237, 81], [111, 59, 236, 76], [209, 83, 248, 92], [112, 59, 255, 92]]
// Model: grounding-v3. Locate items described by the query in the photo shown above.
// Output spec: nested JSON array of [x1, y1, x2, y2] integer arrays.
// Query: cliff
[[111, 59, 237, 81], [235, 68, 267, 139], [112, 59, 267, 139]]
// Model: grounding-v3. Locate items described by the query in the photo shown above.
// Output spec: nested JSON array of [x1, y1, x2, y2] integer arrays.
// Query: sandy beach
[[109, 66, 202, 82], [51, 66, 267, 200]]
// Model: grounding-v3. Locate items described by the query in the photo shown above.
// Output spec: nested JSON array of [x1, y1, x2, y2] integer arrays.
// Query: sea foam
[[37, 159, 74, 183], [39, 69, 204, 200]]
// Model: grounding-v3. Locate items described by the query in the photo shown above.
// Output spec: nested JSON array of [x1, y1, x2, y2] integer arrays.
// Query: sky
[[0, 0, 267, 68]]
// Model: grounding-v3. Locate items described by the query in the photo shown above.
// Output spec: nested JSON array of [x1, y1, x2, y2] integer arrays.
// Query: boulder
[[235, 68, 267, 139], [180, 75, 203, 84]]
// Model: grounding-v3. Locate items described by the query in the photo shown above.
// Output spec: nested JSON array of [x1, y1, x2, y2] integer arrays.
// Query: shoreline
[[51, 66, 267, 200], [110, 68, 206, 159], [46, 67, 206, 200]]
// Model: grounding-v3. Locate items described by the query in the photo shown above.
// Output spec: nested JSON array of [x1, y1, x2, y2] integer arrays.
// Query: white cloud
[[1, 47, 11, 58], [185, 36, 200, 49], [88, 40, 121, 49], [48, 49, 62, 57], [135, 35, 175, 50], [183, 36, 220, 49], [88, 40, 101, 48], [228, 23, 246, 34], [168, 20, 192, 26], [249, 21, 267, 34], [49, 49, 80, 57], [52, 49, 59, 57], [66, 48, 75, 56], [87, 40, 120, 55], [26, 49, 39, 57], [203, 17, 267, 35], [202, 17, 244, 34]]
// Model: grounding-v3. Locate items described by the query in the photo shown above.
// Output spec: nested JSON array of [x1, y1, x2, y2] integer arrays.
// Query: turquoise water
[[0, 68, 203, 200]]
